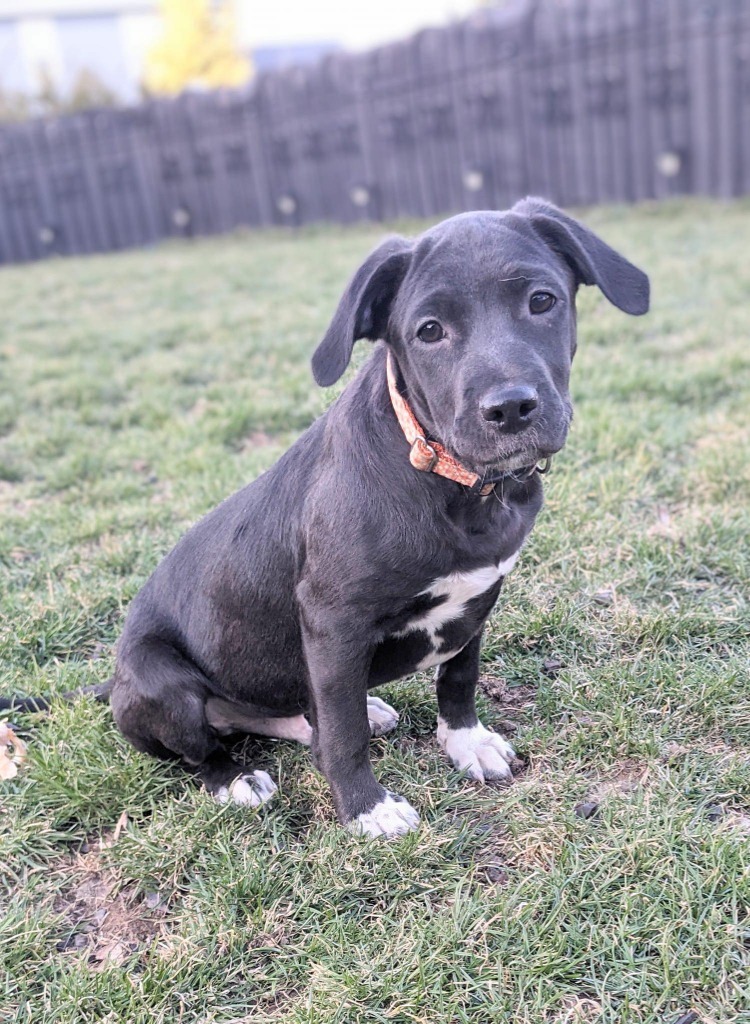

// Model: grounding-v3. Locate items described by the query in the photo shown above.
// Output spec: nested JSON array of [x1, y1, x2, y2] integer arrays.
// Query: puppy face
[[385, 212, 580, 474], [312, 199, 649, 473]]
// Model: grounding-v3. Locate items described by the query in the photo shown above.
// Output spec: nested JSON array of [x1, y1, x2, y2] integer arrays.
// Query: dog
[[1, 199, 649, 837]]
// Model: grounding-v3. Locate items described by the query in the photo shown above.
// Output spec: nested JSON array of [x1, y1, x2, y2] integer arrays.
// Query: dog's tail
[[0, 678, 114, 715]]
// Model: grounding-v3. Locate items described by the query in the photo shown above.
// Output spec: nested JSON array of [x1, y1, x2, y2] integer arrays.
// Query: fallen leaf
[[112, 810, 128, 842], [0, 723, 27, 780], [100, 810, 129, 848], [91, 940, 127, 967]]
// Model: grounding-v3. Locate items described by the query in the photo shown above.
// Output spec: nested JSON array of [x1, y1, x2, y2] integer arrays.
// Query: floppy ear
[[513, 197, 649, 316], [312, 236, 412, 387]]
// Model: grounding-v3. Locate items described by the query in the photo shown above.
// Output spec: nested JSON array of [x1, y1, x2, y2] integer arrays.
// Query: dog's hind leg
[[195, 748, 277, 808], [111, 636, 277, 808], [205, 697, 312, 745], [366, 695, 399, 737]]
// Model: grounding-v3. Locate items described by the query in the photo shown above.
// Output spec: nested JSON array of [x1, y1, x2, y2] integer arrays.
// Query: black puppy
[[4, 199, 649, 837]]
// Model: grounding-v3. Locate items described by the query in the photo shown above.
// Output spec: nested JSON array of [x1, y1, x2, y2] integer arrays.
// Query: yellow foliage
[[144, 0, 251, 96]]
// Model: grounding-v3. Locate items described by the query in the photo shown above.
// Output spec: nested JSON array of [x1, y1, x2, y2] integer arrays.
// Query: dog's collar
[[386, 351, 550, 495]]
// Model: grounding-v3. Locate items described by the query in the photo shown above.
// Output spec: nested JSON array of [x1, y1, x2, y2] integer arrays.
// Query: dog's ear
[[513, 197, 649, 316], [312, 236, 412, 387]]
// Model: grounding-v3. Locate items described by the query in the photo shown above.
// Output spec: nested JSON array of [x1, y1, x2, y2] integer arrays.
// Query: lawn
[[1, 200, 749, 1024]]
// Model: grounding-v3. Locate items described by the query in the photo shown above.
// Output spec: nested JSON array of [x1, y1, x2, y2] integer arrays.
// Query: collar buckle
[[409, 436, 438, 472], [386, 350, 549, 494]]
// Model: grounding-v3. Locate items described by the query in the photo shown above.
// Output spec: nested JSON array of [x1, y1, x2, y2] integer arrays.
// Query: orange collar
[[386, 351, 496, 496]]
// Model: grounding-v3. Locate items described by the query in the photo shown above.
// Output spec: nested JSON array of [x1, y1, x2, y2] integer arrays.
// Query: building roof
[[0, 0, 156, 17], [253, 42, 341, 73]]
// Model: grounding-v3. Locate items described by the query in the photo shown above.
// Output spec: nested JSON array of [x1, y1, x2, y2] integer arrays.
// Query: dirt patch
[[187, 396, 210, 421], [223, 987, 304, 1023], [240, 430, 275, 452], [247, 921, 292, 951], [707, 808, 750, 835], [660, 737, 744, 763], [549, 995, 604, 1022], [0, 491, 20, 515], [589, 761, 648, 804], [53, 845, 170, 969], [478, 675, 537, 728], [724, 812, 750, 835]]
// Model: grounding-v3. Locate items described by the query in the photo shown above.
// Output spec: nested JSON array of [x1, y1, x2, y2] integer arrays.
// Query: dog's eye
[[529, 292, 556, 315], [417, 320, 445, 343]]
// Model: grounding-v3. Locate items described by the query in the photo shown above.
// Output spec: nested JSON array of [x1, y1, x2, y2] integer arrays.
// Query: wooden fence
[[1, 0, 749, 264]]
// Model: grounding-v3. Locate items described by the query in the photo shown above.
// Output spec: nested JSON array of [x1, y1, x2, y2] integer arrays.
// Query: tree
[[144, 0, 251, 97], [0, 67, 118, 123]]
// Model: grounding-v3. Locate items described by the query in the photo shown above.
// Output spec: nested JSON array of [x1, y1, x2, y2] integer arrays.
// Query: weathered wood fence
[[1, 0, 749, 264]]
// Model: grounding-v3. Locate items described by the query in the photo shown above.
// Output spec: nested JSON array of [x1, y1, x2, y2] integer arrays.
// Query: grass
[[1, 199, 749, 1024]]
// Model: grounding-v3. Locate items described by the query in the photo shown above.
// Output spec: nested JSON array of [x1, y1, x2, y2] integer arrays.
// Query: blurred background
[[0, 0, 748, 264]]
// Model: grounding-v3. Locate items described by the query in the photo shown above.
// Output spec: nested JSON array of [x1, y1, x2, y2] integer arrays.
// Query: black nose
[[480, 385, 539, 433]]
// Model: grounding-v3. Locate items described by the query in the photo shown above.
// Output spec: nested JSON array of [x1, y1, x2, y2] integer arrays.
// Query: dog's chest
[[389, 550, 519, 670]]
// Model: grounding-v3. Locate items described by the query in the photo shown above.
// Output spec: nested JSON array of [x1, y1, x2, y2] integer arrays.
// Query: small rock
[[574, 801, 600, 820], [56, 932, 88, 952], [478, 675, 507, 700], [482, 863, 508, 885]]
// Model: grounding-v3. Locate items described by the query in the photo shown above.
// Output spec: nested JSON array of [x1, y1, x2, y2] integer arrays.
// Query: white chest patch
[[395, 550, 520, 670]]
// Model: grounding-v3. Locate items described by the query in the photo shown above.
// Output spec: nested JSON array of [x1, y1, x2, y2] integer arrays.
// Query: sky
[[237, 0, 480, 52]]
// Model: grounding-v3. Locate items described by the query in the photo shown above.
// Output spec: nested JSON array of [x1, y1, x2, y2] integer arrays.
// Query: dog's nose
[[480, 385, 539, 432]]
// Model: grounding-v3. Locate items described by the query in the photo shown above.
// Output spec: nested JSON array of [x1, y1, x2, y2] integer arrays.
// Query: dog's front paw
[[348, 791, 420, 838], [367, 695, 400, 737], [437, 718, 515, 783], [215, 770, 278, 808]]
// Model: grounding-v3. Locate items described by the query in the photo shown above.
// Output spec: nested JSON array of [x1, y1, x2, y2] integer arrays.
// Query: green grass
[[1, 200, 749, 1024]]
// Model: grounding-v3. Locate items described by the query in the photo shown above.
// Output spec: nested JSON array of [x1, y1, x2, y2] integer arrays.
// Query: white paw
[[215, 770, 278, 808], [437, 718, 515, 783], [367, 695, 400, 737], [348, 791, 420, 838]]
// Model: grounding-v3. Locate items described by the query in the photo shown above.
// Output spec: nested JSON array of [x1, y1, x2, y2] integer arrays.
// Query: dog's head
[[312, 198, 649, 475]]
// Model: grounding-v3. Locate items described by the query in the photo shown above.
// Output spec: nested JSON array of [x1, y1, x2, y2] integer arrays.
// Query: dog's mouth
[[457, 441, 557, 477], [476, 452, 548, 486], [449, 411, 571, 479], [488, 448, 544, 472]]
